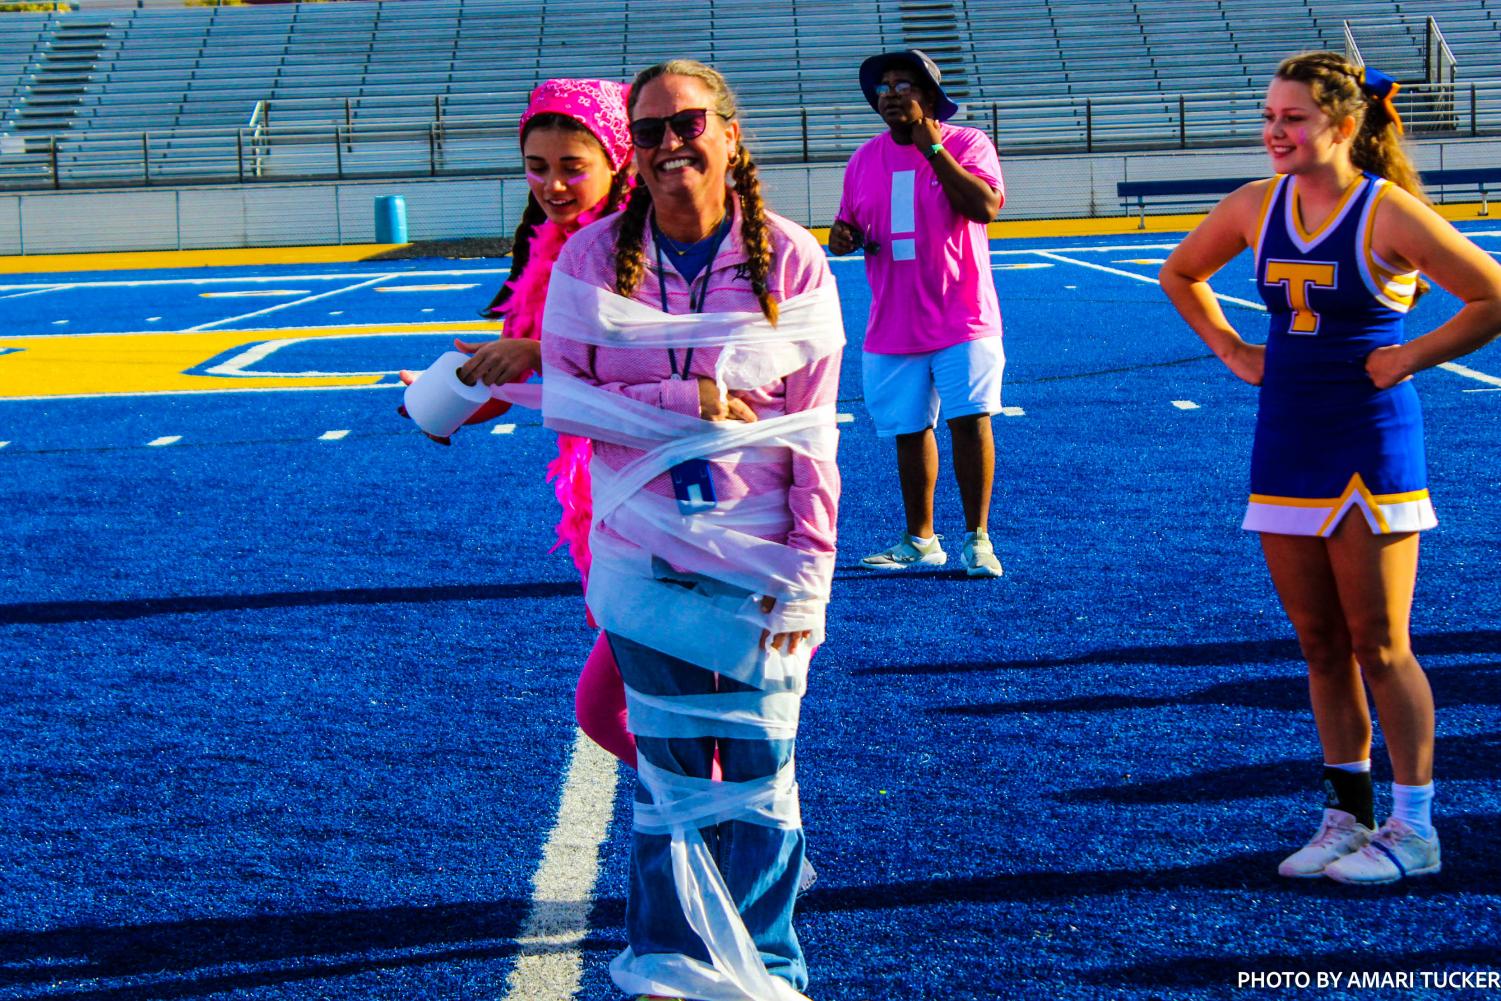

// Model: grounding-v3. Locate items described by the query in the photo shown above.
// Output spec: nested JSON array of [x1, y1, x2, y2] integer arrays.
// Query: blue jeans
[[607, 631, 808, 992]]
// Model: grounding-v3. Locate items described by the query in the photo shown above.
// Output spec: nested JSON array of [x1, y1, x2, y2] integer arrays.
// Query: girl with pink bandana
[[401, 78, 641, 767]]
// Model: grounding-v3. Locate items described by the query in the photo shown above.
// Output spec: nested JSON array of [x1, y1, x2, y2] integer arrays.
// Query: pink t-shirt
[[836, 123, 1005, 355]]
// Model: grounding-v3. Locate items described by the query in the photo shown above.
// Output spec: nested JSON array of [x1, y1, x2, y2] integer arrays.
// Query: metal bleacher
[[1, 0, 1499, 189], [950, 0, 1501, 151], [0, 1, 898, 132]]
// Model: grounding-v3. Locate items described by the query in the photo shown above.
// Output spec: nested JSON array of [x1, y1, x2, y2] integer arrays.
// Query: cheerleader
[[1160, 51, 1501, 884]]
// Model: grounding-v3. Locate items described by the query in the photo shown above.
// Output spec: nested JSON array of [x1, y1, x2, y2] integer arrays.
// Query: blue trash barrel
[[374, 194, 408, 244]]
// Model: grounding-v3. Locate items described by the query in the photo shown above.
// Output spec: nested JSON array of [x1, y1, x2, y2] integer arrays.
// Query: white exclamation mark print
[[890, 169, 917, 261]]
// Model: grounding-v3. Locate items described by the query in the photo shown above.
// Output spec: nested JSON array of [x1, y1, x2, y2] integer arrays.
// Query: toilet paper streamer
[[402, 350, 493, 437]]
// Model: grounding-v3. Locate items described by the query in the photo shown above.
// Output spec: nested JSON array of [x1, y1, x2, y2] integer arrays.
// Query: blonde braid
[[733, 146, 779, 325], [613, 178, 654, 298], [605, 164, 633, 214]]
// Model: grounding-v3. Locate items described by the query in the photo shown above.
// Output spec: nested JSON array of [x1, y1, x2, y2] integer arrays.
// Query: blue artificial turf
[[3, 229, 1499, 1000]]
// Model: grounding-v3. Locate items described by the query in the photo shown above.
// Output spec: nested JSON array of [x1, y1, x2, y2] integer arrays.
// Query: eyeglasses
[[873, 81, 918, 97], [629, 108, 730, 149]]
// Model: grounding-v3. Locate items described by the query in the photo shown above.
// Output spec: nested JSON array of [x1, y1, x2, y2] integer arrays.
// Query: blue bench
[[1117, 177, 1254, 228], [1425, 168, 1501, 217], [1118, 167, 1501, 228]]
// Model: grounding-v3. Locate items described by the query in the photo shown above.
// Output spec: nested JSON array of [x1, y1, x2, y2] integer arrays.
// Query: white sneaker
[[1323, 817, 1441, 884], [862, 533, 946, 568], [961, 529, 1003, 577], [1277, 809, 1373, 878]]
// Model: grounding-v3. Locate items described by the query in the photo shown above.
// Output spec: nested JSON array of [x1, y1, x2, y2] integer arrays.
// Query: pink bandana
[[519, 78, 633, 171]]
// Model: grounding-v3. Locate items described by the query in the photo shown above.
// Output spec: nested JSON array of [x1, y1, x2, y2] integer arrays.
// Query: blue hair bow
[[1358, 66, 1404, 135]]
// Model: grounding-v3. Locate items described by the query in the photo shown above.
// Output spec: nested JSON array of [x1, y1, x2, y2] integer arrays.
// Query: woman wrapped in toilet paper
[[540, 60, 843, 1001]]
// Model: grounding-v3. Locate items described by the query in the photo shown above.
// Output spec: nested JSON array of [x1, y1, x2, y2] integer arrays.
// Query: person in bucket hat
[[832, 48, 1008, 578], [858, 48, 960, 122]]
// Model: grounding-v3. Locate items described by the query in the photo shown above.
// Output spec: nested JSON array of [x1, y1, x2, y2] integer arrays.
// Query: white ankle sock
[[1325, 759, 1371, 773], [909, 534, 935, 548], [1391, 781, 1436, 840]]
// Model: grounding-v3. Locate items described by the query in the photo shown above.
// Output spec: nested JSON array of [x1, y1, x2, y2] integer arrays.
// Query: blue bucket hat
[[859, 49, 960, 122]]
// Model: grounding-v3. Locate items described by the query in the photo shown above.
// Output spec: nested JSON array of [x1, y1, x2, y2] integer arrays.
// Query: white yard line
[[991, 242, 1182, 257], [202, 337, 395, 379], [1037, 251, 1501, 390], [1031, 250, 1266, 310], [317, 430, 350, 441], [0, 284, 69, 300], [1437, 361, 1501, 388], [203, 338, 302, 375], [500, 729, 620, 1001], [187, 275, 396, 331], [491, 423, 517, 435], [147, 435, 181, 447], [202, 329, 500, 378], [1172, 400, 1201, 410]]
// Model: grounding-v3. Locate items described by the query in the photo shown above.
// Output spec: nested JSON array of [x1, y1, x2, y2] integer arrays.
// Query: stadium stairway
[[5, 14, 119, 154]]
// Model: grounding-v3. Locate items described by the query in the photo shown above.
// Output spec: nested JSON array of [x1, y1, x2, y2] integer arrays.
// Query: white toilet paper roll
[[403, 350, 491, 437]]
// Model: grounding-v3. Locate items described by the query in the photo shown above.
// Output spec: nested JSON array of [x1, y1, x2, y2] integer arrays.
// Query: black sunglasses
[[629, 108, 730, 149]]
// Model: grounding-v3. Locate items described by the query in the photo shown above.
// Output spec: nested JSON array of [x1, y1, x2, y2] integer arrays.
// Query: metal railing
[[245, 97, 266, 179], [1426, 16, 1458, 86], [2, 79, 1500, 191], [1343, 19, 1364, 68]]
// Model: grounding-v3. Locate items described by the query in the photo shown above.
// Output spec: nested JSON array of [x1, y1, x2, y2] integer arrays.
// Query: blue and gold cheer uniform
[[1244, 171, 1437, 536]]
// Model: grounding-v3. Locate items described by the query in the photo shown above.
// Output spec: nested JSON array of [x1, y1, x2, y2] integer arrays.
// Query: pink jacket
[[543, 205, 841, 567]]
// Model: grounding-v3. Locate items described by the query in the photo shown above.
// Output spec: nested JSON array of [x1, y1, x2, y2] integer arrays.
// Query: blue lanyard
[[654, 216, 729, 378]]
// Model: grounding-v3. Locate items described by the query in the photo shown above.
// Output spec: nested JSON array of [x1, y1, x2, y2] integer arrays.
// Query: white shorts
[[862, 337, 1005, 437]]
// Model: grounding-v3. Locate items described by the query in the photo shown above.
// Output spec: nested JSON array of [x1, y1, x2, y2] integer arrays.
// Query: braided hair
[[1275, 52, 1425, 202], [1275, 52, 1429, 298], [614, 60, 780, 324]]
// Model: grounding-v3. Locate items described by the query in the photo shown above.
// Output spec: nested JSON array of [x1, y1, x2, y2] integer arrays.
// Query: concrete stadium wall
[[3, 137, 1499, 256]]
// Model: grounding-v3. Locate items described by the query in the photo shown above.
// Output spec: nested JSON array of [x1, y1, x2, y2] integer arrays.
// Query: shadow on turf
[[833, 565, 961, 581], [1059, 732, 1501, 803], [0, 898, 555, 997], [855, 628, 1501, 677], [0, 581, 583, 626], [793, 813, 1499, 917], [935, 664, 1501, 717]]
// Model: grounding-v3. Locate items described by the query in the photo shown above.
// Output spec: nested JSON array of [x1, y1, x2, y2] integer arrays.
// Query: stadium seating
[[1, 0, 1498, 185]]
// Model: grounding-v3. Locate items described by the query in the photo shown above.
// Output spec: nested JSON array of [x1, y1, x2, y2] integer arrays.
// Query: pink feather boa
[[500, 203, 612, 595]]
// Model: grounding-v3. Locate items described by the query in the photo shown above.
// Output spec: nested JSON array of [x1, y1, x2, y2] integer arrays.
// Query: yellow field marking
[[200, 289, 311, 298], [374, 283, 480, 293], [0, 244, 402, 275], [0, 321, 496, 399]]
